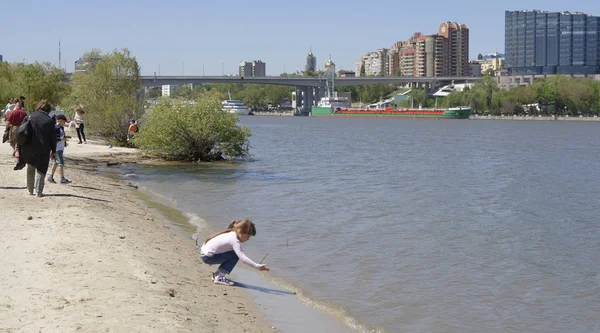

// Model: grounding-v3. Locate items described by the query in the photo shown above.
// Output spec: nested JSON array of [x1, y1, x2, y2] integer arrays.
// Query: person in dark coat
[[19, 100, 57, 197]]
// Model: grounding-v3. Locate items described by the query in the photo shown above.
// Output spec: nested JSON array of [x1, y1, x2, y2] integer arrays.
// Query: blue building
[[505, 10, 600, 75]]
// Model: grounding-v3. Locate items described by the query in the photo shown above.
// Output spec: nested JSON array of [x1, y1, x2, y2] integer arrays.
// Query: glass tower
[[505, 10, 600, 75]]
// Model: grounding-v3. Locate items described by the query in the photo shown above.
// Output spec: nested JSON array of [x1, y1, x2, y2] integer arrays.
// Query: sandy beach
[[0, 136, 275, 332]]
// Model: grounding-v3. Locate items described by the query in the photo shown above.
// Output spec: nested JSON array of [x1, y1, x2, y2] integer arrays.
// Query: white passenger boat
[[222, 100, 250, 115]]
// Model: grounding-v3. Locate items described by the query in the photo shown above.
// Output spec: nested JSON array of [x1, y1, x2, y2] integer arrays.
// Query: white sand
[[0, 136, 275, 333]]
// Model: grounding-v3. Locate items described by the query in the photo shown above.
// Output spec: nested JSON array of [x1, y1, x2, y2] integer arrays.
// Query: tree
[[263, 85, 292, 107], [172, 85, 195, 99], [360, 63, 365, 76], [483, 68, 495, 76], [409, 89, 428, 107], [0, 61, 69, 109], [145, 88, 162, 99], [66, 49, 142, 145], [239, 85, 267, 109], [133, 92, 251, 161], [478, 53, 484, 60]]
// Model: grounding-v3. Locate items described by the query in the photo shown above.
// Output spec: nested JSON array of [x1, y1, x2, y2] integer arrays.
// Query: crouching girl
[[200, 219, 269, 286]]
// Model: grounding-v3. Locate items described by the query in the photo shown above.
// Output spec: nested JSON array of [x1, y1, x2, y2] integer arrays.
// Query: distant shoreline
[[252, 112, 294, 116], [470, 115, 600, 122]]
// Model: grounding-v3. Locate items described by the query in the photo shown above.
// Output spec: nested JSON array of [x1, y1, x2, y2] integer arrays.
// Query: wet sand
[[0, 137, 276, 333]]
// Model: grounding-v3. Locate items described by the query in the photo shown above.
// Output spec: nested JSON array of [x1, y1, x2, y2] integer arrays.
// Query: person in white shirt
[[3, 98, 16, 118], [200, 219, 269, 286], [73, 106, 87, 144]]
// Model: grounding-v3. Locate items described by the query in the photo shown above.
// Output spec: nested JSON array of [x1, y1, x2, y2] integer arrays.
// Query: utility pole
[[202, 63, 205, 76], [58, 39, 61, 69], [222, 62, 224, 76], [158, 64, 161, 76]]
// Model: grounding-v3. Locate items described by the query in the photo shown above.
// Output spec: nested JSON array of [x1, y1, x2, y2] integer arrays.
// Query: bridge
[[140, 75, 480, 87], [140, 75, 481, 115]]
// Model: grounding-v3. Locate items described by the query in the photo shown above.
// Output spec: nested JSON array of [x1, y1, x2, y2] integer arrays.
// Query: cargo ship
[[310, 105, 471, 119]]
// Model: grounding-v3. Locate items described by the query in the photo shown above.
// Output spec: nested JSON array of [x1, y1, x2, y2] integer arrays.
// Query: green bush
[[134, 93, 251, 161]]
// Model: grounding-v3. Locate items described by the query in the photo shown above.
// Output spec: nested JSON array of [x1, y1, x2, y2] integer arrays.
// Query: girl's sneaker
[[47, 176, 56, 183], [213, 275, 235, 286], [60, 178, 71, 184]]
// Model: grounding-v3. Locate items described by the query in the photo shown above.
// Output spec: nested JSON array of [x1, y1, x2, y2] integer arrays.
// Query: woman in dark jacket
[[19, 100, 57, 197]]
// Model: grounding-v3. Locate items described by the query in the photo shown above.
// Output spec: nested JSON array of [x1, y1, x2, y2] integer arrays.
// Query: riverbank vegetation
[[134, 94, 251, 161], [0, 61, 70, 107], [402, 75, 600, 116]]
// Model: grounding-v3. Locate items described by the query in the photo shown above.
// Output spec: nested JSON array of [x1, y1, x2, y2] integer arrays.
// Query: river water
[[122, 117, 600, 332]]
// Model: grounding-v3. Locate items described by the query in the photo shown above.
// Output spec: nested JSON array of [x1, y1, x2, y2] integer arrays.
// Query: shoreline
[[470, 114, 600, 121], [0, 140, 276, 332], [107, 165, 360, 333]]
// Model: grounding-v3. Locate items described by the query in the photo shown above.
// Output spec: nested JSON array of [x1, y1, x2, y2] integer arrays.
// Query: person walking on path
[[18, 100, 57, 197], [47, 114, 71, 184], [73, 106, 87, 144], [3, 98, 16, 119], [200, 219, 269, 286], [5, 101, 27, 156]]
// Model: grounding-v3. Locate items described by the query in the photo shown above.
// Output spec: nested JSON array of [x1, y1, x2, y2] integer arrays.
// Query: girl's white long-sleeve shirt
[[74, 113, 85, 124], [201, 231, 261, 269]]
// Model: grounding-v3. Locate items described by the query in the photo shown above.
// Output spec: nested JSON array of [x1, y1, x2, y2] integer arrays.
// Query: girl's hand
[[258, 264, 269, 272]]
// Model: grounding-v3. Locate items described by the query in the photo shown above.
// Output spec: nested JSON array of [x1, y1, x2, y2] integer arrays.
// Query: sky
[[2, 0, 599, 76]]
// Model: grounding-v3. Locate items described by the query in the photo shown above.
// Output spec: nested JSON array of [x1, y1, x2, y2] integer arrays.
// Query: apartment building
[[239, 60, 267, 77], [438, 21, 470, 76], [355, 49, 389, 76], [414, 34, 446, 77], [162, 85, 180, 97], [358, 21, 469, 77]]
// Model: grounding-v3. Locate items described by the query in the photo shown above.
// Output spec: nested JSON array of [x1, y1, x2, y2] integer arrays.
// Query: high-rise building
[[438, 22, 470, 77], [354, 49, 388, 76], [505, 10, 600, 75], [414, 35, 446, 77], [0, 55, 3, 62], [252, 60, 266, 77], [239, 61, 253, 77], [239, 60, 266, 77], [306, 50, 317, 72]]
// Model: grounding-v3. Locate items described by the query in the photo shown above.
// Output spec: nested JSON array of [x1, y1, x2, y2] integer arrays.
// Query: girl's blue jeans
[[201, 251, 239, 274]]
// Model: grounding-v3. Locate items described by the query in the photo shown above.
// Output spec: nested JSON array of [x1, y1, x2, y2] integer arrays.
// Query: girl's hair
[[36, 99, 52, 112], [75, 106, 85, 113], [204, 219, 256, 244]]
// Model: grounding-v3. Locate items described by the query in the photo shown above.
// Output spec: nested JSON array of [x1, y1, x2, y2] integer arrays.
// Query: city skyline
[[2, 0, 599, 76]]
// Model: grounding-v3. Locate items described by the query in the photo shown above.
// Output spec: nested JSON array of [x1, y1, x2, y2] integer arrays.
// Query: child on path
[[73, 106, 86, 144], [47, 114, 71, 184], [200, 219, 269, 286]]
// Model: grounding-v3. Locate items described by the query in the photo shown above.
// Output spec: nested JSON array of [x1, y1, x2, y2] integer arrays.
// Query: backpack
[[16, 115, 32, 146]]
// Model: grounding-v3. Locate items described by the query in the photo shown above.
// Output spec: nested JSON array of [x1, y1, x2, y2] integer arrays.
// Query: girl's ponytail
[[204, 220, 239, 244], [204, 219, 255, 244], [227, 220, 239, 229]]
